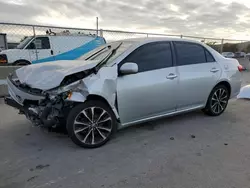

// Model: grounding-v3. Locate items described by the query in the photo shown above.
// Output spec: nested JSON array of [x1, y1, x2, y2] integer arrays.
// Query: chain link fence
[[0, 22, 250, 66]]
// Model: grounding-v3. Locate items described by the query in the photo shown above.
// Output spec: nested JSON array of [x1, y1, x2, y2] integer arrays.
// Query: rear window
[[174, 42, 215, 65], [174, 42, 206, 66]]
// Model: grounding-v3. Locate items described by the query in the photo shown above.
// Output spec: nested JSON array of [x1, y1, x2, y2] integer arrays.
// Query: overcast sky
[[0, 0, 250, 40]]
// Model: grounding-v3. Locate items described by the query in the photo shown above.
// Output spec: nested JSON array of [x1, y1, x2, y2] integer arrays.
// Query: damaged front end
[[5, 94, 67, 128], [5, 61, 118, 129], [5, 73, 77, 128]]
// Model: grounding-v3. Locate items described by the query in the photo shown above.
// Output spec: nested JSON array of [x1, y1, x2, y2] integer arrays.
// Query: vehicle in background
[[0, 33, 106, 65], [234, 52, 246, 58], [221, 52, 234, 58], [0, 33, 7, 53], [5, 37, 242, 148], [7, 42, 18, 49]]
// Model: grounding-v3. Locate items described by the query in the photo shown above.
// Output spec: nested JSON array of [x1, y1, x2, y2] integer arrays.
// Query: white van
[[0, 34, 106, 65]]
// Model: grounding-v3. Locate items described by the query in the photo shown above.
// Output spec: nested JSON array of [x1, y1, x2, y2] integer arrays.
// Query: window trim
[[118, 41, 174, 73], [173, 41, 215, 66]]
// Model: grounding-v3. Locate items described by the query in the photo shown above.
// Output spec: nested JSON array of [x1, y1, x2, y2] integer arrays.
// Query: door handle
[[51, 50, 54, 55], [210, 68, 219, 73], [166, 73, 178, 79]]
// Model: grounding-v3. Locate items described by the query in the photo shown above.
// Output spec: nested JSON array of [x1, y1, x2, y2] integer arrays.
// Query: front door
[[117, 41, 178, 125], [27, 37, 53, 64], [173, 41, 221, 110]]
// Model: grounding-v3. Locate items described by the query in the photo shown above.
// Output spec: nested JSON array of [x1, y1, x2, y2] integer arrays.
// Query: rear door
[[173, 41, 221, 110], [117, 41, 178, 125]]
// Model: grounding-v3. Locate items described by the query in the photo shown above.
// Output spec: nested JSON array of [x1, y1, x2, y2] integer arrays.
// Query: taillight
[[0, 54, 7, 64], [238, 65, 245, 72]]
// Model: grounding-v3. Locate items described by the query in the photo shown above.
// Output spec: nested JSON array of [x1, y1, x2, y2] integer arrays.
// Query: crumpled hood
[[15, 60, 99, 90]]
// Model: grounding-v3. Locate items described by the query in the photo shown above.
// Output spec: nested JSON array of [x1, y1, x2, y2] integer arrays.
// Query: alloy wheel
[[73, 107, 113, 146], [211, 88, 228, 114]]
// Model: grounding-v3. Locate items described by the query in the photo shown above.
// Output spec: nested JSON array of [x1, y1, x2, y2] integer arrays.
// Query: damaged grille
[[10, 76, 43, 95], [19, 84, 43, 95]]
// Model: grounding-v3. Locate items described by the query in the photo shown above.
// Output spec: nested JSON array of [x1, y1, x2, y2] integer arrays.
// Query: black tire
[[14, 61, 30, 66], [66, 100, 117, 148], [203, 85, 229, 116]]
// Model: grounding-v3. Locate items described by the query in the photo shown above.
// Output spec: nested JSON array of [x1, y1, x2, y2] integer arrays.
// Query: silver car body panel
[[117, 66, 178, 124], [176, 62, 221, 110], [66, 65, 119, 118], [66, 92, 87, 102], [8, 37, 242, 128], [121, 105, 204, 127], [216, 57, 242, 98]]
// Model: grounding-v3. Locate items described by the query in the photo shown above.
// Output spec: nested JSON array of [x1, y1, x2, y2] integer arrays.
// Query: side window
[[174, 42, 206, 66], [121, 42, 173, 72], [35, 37, 50, 49], [205, 50, 215, 62], [26, 37, 50, 49]]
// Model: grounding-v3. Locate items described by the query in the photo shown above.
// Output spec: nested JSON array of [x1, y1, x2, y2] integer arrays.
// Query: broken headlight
[[46, 80, 82, 95]]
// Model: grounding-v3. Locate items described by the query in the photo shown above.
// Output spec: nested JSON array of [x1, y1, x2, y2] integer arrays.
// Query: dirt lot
[[1, 59, 250, 188]]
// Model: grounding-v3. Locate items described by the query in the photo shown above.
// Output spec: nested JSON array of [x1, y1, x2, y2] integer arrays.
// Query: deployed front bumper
[[6, 76, 45, 106]]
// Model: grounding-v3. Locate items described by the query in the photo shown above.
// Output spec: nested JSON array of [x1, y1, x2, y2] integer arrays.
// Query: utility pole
[[220, 38, 224, 53]]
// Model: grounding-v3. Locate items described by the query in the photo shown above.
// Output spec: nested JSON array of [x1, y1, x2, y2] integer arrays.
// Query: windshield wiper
[[85, 45, 112, 60], [94, 42, 122, 73]]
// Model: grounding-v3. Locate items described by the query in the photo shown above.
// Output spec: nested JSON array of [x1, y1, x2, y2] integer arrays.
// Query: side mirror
[[119, 62, 138, 75]]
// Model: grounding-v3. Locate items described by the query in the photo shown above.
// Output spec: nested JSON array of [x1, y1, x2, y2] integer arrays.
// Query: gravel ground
[[1, 59, 250, 188]]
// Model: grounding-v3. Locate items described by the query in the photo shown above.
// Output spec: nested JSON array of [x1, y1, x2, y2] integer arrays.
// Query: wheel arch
[[13, 59, 31, 65], [204, 80, 232, 108], [86, 94, 119, 120], [215, 80, 231, 97]]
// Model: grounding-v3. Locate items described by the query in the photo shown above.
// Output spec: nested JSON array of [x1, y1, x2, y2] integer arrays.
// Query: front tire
[[66, 100, 117, 148], [14, 61, 30, 66], [203, 85, 229, 116]]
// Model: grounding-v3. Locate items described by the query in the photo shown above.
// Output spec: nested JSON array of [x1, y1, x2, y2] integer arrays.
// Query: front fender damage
[[14, 65, 119, 128], [66, 65, 119, 118], [237, 85, 250, 99]]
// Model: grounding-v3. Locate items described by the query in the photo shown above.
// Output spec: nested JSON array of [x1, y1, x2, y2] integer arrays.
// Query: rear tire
[[66, 100, 117, 148], [203, 85, 229, 116]]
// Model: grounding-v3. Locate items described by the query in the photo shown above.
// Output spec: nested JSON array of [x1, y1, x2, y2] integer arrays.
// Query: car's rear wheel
[[203, 85, 229, 116], [67, 100, 117, 148]]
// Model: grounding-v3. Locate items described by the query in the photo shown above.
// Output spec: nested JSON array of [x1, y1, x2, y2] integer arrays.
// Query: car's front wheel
[[203, 85, 230, 116], [67, 100, 117, 148]]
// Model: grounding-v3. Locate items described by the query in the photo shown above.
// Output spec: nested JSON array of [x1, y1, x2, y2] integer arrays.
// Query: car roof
[[118, 37, 204, 45], [34, 35, 98, 38]]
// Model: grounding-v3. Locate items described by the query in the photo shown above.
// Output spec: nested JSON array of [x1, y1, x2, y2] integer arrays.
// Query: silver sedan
[[5, 38, 242, 148]]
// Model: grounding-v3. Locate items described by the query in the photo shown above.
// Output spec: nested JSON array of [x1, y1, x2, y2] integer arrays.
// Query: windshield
[[16, 36, 33, 49], [78, 41, 135, 65]]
